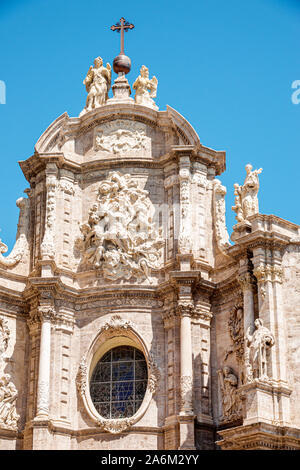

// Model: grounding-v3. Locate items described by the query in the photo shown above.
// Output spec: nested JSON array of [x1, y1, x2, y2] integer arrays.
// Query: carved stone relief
[[218, 366, 243, 423], [178, 161, 192, 254], [225, 304, 244, 363], [0, 317, 20, 430], [232, 164, 263, 224], [75, 171, 164, 282], [41, 173, 57, 259], [94, 120, 151, 157]]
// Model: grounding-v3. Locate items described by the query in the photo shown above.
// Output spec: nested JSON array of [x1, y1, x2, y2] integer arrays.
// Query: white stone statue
[[75, 171, 164, 283], [213, 179, 231, 251], [218, 366, 242, 422], [133, 65, 158, 110], [0, 374, 19, 430], [80, 57, 111, 115], [0, 196, 29, 268], [245, 318, 275, 381], [232, 164, 263, 224]]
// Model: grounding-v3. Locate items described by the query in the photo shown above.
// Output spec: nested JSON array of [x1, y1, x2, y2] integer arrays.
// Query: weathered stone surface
[[0, 69, 299, 450]]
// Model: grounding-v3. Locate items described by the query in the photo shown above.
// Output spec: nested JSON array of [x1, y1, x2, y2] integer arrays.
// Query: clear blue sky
[[0, 0, 299, 249]]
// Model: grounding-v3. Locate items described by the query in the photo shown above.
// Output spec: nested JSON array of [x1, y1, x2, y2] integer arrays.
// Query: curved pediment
[[33, 104, 201, 162]]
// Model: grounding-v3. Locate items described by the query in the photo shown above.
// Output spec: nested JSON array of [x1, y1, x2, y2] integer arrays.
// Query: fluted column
[[35, 307, 55, 420]]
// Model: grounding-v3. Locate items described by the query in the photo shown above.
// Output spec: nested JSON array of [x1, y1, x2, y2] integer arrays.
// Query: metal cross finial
[[110, 17, 134, 55]]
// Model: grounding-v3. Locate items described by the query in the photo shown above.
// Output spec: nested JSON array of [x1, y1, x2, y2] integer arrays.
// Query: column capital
[[176, 301, 194, 317], [37, 306, 56, 322], [253, 264, 283, 284], [237, 272, 256, 291]]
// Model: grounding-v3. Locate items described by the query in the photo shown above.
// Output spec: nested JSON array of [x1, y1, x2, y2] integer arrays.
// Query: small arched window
[[90, 345, 148, 419]]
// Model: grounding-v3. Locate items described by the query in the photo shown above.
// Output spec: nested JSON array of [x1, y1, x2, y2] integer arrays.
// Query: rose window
[[90, 345, 148, 419]]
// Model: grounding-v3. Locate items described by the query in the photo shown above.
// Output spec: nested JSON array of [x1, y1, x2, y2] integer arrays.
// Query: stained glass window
[[90, 346, 148, 419]]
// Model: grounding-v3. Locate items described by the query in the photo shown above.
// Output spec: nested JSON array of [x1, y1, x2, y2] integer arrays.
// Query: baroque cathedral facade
[[0, 50, 300, 450]]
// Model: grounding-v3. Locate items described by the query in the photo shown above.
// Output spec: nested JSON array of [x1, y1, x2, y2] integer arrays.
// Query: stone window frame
[[77, 315, 159, 434]]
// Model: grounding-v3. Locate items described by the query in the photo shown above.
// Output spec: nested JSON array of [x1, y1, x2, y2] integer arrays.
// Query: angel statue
[[133, 65, 158, 110], [80, 57, 111, 115]]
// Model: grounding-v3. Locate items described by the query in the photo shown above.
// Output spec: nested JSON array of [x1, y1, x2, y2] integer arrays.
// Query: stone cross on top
[[110, 17, 134, 55]]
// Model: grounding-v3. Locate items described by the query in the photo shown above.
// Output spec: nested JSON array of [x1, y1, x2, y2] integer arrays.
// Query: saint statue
[[80, 57, 111, 115], [218, 366, 241, 421], [246, 318, 275, 381], [232, 164, 262, 223], [133, 66, 158, 110], [241, 164, 263, 219]]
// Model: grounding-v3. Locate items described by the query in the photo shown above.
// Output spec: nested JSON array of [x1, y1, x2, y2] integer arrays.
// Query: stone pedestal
[[107, 74, 134, 105]]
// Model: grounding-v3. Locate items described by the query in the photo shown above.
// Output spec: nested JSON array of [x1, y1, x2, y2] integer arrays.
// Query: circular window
[[90, 345, 148, 419]]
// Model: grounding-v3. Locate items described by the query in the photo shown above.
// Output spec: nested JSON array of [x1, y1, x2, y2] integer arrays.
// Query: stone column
[[177, 299, 195, 450], [179, 303, 194, 416], [35, 307, 55, 420], [238, 268, 254, 382]]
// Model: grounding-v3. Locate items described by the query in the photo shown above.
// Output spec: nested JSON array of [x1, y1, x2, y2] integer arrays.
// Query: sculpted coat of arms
[[75, 172, 164, 282]]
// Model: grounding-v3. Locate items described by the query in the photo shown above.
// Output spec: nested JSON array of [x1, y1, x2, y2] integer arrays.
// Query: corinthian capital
[[176, 301, 194, 317], [253, 264, 272, 283], [237, 272, 256, 291], [37, 306, 56, 322]]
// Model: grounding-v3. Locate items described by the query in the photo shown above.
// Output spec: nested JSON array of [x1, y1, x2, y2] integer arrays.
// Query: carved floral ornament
[[76, 315, 160, 434]]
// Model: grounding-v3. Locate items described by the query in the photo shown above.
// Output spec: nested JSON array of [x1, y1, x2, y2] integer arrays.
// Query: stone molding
[[77, 315, 160, 434], [217, 422, 300, 450]]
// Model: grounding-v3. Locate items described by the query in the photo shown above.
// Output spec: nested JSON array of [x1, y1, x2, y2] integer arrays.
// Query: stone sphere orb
[[113, 54, 131, 74]]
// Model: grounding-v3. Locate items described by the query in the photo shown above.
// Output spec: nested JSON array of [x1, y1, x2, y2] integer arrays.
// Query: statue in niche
[[218, 366, 242, 422], [133, 65, 158, 110], [225, 306, 244, 361], [0, 374, 19, 430], [245, 318, 275, 381], [232, 164, 263, 223], [75, 171, 164, 283], [80, 57, 111, 114]]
